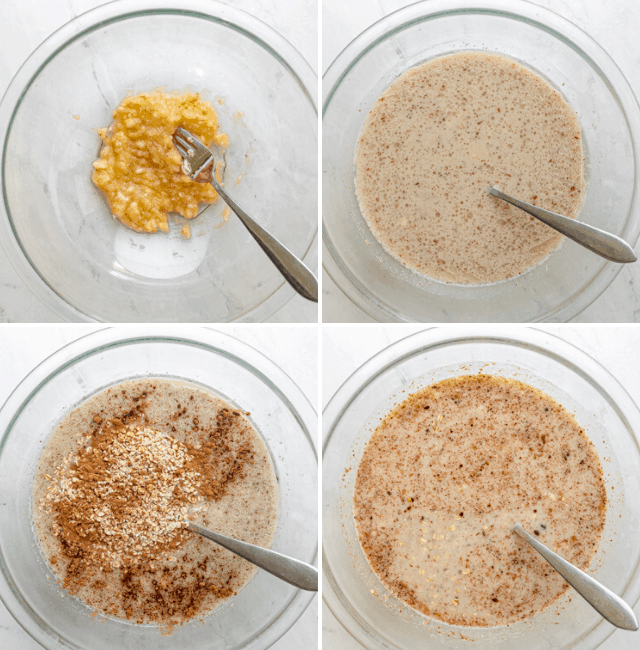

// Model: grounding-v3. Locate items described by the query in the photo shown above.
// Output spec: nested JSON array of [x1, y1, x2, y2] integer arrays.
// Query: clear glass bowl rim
[[0, 0, 318, 323], [0, 326, 318, 650], [322, 0, 640, 323], [322, 326, 640, 650]]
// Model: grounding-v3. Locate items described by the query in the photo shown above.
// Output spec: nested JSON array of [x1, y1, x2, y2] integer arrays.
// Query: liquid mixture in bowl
[[33, 378, 278, 627], [355, 52, 585, 284], [354, 375, 606, 627]]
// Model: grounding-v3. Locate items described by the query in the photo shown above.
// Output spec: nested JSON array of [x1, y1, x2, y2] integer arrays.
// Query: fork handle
[[513, 524, 638, 630], [489, 187, 637, 264], [209, 178, 318, 302], [188, 522, 318, 591]]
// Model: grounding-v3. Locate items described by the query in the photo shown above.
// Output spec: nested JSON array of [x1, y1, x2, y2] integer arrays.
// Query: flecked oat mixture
[[354, 375, 606, 627], [34, 380, 277, 628]]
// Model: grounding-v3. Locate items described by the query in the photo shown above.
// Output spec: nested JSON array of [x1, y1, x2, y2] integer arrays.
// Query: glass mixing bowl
[[323, 327, 640, 649], [0, 328, 317, 650], [323, 0, 640, 322], [0, 0, 317, 322]]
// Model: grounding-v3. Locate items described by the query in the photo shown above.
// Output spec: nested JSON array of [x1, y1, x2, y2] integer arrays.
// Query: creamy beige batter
[[32, 378, 278, 626], [354, 375, 606, 627], [355, 52, 585, 284]]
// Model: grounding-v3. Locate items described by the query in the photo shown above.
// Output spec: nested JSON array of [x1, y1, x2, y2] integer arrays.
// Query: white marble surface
[[0, 326, 318, 649], [322, 325, 640, 648], [322, 0, 640, 323], [0, 0, 318, 323]]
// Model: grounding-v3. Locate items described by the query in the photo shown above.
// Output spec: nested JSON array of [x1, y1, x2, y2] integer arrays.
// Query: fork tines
[[173, 127, 213, 178]]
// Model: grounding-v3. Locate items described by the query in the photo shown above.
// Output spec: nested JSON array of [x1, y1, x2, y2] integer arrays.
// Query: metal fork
[[513, 523, 637, 630], [173, 127, 318, 302], [187, 522, 317, 591], [489, 186, 637, 264]]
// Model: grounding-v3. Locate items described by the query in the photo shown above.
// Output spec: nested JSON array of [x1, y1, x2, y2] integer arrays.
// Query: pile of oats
[[40, 420, 204, 569]]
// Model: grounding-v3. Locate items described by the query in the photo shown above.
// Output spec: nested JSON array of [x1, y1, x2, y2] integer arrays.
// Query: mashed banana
[[92, 91, 229, 233]]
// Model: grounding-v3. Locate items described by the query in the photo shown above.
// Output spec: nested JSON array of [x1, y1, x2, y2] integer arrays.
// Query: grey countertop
[[322, 324, 640, 648], [0, 0, 318, 323], [322, 0, 640, 323], [0, 325, 318, 649]]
